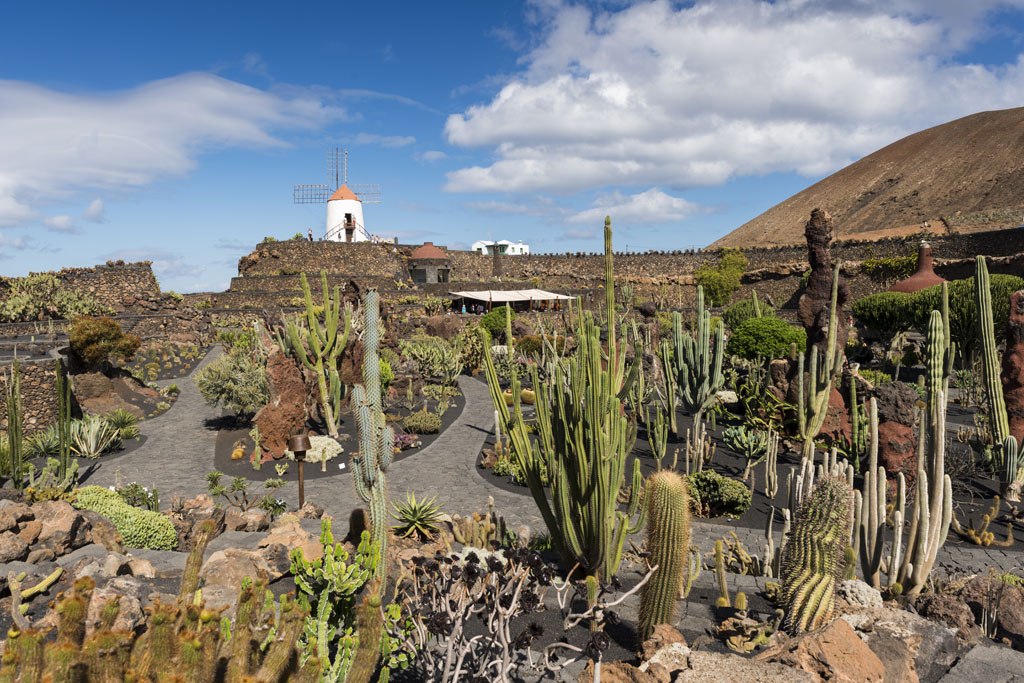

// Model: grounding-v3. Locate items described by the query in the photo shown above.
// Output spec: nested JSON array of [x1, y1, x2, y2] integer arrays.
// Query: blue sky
[[2, 0, 1024, 292]]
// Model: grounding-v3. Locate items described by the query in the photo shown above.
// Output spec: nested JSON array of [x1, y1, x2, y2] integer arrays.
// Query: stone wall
[[238, 240, 408, 278], [0, 362, 60, 434], [54, 261, 161, 312]]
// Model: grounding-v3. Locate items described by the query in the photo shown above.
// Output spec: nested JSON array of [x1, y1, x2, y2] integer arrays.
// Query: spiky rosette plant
[[638, 471, 691, 640], [350, 288, 393, 581], [780, 475, 852, 634]]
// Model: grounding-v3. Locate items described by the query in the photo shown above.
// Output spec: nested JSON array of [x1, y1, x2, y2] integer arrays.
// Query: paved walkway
[[84, 348, 543, 531]]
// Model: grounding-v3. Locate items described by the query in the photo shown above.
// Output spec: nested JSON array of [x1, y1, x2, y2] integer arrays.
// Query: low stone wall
[[54, 261, 161, 311], [0, 362, 60, 434], [238, 240, 408, 278]]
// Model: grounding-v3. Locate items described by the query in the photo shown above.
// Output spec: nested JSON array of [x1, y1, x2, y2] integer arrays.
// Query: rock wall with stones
[[0, 361, 60, 434], [55, 261, 162, 312]]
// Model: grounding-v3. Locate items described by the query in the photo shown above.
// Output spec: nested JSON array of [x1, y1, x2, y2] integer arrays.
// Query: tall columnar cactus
[[480, 218, 642, 581], [664, 285, 725, 427], [780, 475, 852, 634], [283, 271, 352, 438], [605, 215, 617, 363], [856, 398, 906, 590], [55, 360, 72, 482], [638, 471, 691, 640], [1005, 436, 1021, 502], [4, 359, 24, 488], [350, 289, 393, 581], [896, 310, 953, 597], [796, 263, 843, 462]]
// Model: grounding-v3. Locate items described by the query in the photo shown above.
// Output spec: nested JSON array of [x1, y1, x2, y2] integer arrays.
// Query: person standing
[[307, 228, 314, 242]]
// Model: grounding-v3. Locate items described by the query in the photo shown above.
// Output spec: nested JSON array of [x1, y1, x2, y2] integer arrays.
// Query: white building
[[325, 185, 370, 242], [471, 239, 530, 255]]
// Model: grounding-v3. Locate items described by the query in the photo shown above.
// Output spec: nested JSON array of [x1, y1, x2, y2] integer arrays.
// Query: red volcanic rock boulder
[[877, 421, 916, 480], [253, 350, 307, 458], [820, 386, 852, 444], [797, 209, 849, 357], [1004, 290, 1024, 444]]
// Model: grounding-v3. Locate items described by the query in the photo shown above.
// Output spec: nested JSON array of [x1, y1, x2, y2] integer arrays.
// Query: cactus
[[764, 430, 780, 500], [480, 217, 642, 581], [723, 425, 769, 481], [858, 398, 907, 590], [663, 286, 725, 426], [350, 289, 393, 581], [1004, 436, 1022, 503], [179, 520, 218, 605], [796, 263, 843, 463], [951, 494, 1014, 547], [638, 471, 691, 640], [282, 271, 352, 437], [56, 359, 72, 482], [647, 404, 670, 470], [4, 359, 24, 489], [780, 475, 852, 634], [714, 539, 730, 608], [449, 496, 512, 549]]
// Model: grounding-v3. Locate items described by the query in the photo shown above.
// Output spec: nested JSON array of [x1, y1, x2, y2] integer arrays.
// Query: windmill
[[293, 148, 382, 242]]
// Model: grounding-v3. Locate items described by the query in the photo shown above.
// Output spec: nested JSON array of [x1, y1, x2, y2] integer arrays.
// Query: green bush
[[859, 369, 892, 386], [480, 306, 515, 342], [403, 408, 442, 434], [73, 485, 177, 550], [722, 297, 775, 332], [861, 255, 917, 281], [850, 291, 915, 340], [399, 334, 460, 385], [695, 248, 747, 306], [195, 346, 269, 416], [0, 273, 111, 322], [69, 317, 141, 368], [726, 317, 806, 361], [687, 470, 751, 518], [454, 325, 485, 373]]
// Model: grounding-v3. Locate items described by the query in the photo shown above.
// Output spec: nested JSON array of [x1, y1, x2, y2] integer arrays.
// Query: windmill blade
[[350, 184, 382, 204], [294, 184, 330, 204]]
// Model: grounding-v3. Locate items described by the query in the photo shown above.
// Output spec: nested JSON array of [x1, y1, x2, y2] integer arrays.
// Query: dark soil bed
[[210, 391, 466, 483]]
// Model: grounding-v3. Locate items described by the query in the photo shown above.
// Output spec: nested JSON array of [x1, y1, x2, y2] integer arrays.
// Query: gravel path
[[83, 348, 543, 531]]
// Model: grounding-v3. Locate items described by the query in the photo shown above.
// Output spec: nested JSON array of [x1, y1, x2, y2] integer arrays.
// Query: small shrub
[[454, 325, 485, 373], [694, 248, 747, 306], [860, 255, 917, 281], [480, 306, 515, 342], [722, 297, 775, 332], [403, 408, 442, 434], [116, 482, 160, 512], [687, 470, 751, 518], [859, 369, 892, 386], [69, 317, 141, 368], [73, 485, 177, 549], [195, 346, 269, 416], [399, 334, 460, 385], [727, 317, 806, 361]]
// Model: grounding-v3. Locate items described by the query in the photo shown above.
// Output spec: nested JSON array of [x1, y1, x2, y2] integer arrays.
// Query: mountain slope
[[712, 108, 1024, 248]]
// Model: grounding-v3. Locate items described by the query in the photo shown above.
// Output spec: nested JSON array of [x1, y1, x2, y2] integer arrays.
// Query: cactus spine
[[480, 217, 641, 581], [638, 471, 691, 640], [283, 270, 352, 438], [796, 263, 843, 463], [780, 475, 852, 634], [350, 289, 393, 581]]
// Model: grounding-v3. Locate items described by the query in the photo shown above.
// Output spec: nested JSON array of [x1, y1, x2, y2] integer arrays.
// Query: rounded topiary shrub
[[727, 317, 806, 361], [69, 316, 141, 368], [687, 470, 752, 518], [73, 485, 178, 550], [480, 306, 515, 342]]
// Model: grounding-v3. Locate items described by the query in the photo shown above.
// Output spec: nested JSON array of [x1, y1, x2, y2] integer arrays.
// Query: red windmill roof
[[328, 184, 360, 202]]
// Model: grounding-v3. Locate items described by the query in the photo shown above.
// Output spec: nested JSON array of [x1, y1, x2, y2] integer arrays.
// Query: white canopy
[[448, 289, 573, 303]]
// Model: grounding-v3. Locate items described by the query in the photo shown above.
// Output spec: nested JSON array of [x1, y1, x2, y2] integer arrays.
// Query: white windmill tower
[[293, 148, 382, 242]]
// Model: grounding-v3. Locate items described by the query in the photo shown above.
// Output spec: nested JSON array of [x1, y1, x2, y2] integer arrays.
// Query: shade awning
[[448, 288, 573, 303]]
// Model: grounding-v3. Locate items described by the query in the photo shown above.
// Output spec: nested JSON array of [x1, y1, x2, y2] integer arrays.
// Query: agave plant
[[392, 491, 444, 540], [70, 414, 123, 458], [25, 425, 60, 458], [104, 408, 139, 440]]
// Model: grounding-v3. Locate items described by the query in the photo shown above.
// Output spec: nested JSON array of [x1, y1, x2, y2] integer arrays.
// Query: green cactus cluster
[[780, 475, 852, 634], [72, 485, 178, 550], [0, 523, 319, 683], [281, 270, 352, 438], [450, 496, 514, 549], [660, 285, 725, 427], [350, 289, 393, 582], [638, 471, 691, 640], [481, 217, 643, 581]]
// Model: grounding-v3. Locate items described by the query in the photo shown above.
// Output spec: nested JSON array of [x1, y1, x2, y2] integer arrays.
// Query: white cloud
[[444, 0, 1024, 193], [0, 73, 346, 226], [569, 188, 700, 224], [354, 132, 416, 148], [43, 214, 76, 232], [0, 232, 29, 257], [418, 150, 448, 162], [83, 198, 104, 222]]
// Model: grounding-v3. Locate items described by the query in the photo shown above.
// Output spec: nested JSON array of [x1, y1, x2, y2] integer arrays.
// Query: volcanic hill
[[711, 107, 1024, 248]]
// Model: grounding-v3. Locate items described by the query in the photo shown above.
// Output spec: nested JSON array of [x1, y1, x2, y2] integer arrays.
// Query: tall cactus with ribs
[[283, 271, 352, 438], [481, 216, 643, 581], [4, 359, 24, 488], [660, 285, 724, 429], [795, 263, 843, 463], [350, 289, 393, 581], [975, 256, 1023, 500]]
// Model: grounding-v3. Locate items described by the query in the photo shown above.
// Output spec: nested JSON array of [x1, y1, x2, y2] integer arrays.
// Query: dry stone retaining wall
[[55, 261, 161, 311], [0, 362, 59, 434]]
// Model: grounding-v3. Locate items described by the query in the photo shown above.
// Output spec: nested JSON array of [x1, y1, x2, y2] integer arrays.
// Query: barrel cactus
[[638, 471, 690, 640]]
